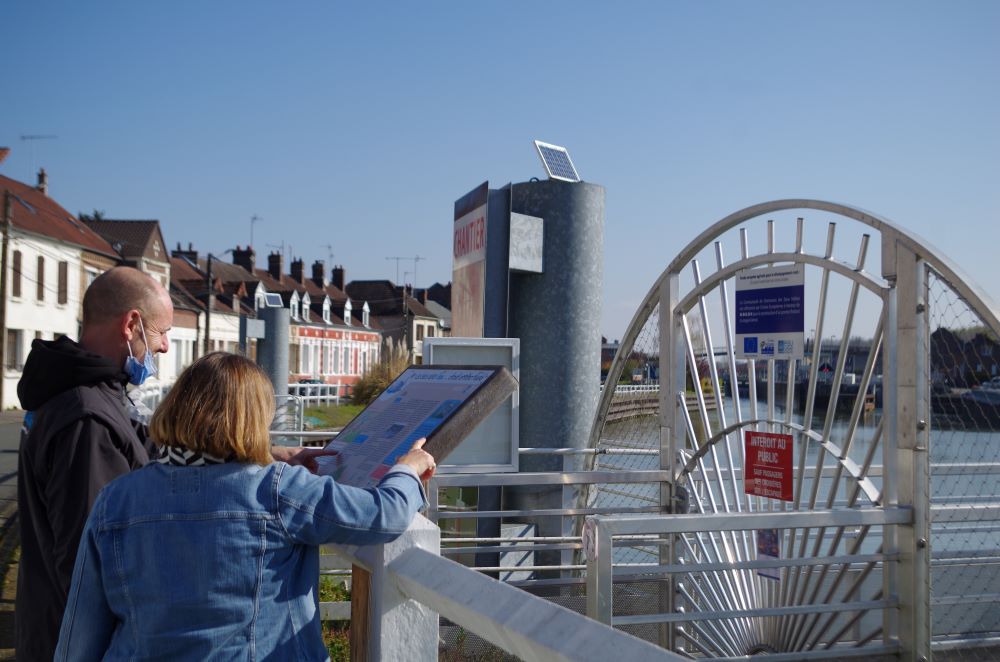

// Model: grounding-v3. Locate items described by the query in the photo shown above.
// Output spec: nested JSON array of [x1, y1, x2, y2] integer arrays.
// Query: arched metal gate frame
[[589, 200, 1000, 660]]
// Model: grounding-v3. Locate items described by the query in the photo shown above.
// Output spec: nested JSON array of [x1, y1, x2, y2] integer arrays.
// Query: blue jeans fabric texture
[[54, 460, 426, 661]]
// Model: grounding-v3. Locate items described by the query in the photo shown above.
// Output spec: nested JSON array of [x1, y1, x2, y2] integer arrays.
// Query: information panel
[[735, 264, 805, 359], [744, 431, 794, 502], [317, 365, 516, 488]]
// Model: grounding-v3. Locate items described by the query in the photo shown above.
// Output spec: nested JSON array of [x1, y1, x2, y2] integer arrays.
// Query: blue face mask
[[125, 316, 158, 386]]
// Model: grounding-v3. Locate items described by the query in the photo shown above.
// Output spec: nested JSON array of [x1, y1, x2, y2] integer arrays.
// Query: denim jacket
[[54, 460, 426, 661]]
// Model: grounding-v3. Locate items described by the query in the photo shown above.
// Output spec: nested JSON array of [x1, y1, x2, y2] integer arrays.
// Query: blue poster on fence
[[735, 264, 804, 360]]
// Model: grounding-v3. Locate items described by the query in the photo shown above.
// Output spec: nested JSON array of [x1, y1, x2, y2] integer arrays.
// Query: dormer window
[[323, 298, 331, 324], [362, 302, 370, 328], [290, 292, 300, 320], [344, 300, 353, 327]]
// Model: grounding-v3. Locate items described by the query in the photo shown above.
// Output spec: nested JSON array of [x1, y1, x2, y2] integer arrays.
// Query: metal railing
[[584, 509, 913, 660], [325, 515, 682, 661]]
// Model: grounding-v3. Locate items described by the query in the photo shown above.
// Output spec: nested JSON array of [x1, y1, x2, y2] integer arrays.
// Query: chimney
[[331, 265, 345, 291], [36, 168, 48, 196], [290, 258, 305, 285], [171, 241, 198, 263], [311, 260, 326, 288], [267, 251, 283, 281], [232, 245, 256, 274]]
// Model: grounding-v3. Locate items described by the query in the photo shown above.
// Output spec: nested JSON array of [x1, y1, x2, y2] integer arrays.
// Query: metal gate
[[588, 200, 1000, 660]]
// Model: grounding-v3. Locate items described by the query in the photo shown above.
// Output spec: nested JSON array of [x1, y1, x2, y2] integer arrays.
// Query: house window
[[343, 347, 350, 374], [323, 300, 331, 324], [333, 344, 341, 374], [291, 300, 299, 320], [5, 329, 22, 370], [57, 261, 68, 304], [362, 308, 369, 327], [416, 325, 424, 341], [36, 256, 45, 301], [344, 301, 352, 327], [427, 325, 435, 338], [12, 251, 21, 297]]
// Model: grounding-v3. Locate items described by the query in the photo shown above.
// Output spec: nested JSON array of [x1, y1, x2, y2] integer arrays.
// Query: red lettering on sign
[[454, 216, 485, 259]]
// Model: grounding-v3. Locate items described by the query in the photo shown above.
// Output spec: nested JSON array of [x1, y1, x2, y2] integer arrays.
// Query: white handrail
[[330, 515, 684, 661]]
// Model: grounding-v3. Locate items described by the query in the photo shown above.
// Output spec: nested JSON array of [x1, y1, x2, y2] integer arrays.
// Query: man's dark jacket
[[16, 336, 154, 661]]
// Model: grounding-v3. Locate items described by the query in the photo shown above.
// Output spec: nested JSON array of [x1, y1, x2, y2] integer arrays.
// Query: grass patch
[[304, 404, 365, 430], [320, 575, 351, 660], [323, 622, 350, 661]]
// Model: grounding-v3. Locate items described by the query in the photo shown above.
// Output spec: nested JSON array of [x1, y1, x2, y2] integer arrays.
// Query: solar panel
[[533, 140, 580, 182]]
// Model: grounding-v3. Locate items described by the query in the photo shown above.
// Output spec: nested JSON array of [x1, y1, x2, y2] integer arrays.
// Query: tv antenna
[[250, 214, 262, 248], [386, 255, 425, 286]]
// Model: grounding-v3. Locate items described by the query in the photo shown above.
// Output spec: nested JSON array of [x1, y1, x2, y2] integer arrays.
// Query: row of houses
[[0, 169, 452, 409]]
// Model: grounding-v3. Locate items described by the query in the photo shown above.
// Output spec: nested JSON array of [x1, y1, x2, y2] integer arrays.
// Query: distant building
[[346, 279, 449, 363], [174, 246, 382, 391], [0, 171, 122, 408]]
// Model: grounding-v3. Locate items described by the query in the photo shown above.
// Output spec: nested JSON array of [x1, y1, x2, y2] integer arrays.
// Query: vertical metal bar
[[888, 245, 931, 661], [659, 269, 682, 651], [741, 229, 760, 433], [586, 518, 614, 625]]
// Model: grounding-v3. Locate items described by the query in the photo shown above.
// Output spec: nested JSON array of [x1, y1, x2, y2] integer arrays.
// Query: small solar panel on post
[[533, 140, 581, 182]]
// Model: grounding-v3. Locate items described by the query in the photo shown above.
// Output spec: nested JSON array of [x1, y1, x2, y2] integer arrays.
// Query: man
[[16, 267, 324, 660]]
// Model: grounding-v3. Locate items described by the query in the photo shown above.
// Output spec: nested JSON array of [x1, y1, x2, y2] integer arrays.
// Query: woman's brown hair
[[149, 352, 275, 465]]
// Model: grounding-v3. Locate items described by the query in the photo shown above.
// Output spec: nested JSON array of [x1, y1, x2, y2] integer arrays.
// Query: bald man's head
[[82, 267, 165, 329]]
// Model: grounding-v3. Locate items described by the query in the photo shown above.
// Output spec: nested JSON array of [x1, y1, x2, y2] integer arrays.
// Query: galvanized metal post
[[507, 180, 604, 565], [257, 307, 289, 429], [883, 237, 932, 661], [659, 271, 683, 650]]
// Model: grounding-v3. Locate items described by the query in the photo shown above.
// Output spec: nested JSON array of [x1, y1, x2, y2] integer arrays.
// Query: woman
[[55, 352, 435, 660]]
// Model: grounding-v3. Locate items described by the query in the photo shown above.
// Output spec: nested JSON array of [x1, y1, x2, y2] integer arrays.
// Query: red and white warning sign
[[744, 431, 793, 501]]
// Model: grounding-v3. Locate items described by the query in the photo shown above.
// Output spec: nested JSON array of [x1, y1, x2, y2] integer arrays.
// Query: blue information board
[[735, 265, 805, 359]]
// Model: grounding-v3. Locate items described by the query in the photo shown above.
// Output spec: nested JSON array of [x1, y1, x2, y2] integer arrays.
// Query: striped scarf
[[156, 445, 232, 466]]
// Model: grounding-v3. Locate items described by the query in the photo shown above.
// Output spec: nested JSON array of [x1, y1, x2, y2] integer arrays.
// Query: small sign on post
[[744, 430, 793, 501]]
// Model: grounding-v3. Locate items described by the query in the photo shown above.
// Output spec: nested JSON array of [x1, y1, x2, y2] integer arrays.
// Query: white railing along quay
[[329, 515, 683, 662], [288, 382, 343, 405]]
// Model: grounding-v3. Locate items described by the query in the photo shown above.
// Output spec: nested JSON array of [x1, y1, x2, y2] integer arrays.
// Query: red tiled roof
[[0, 175, 118, 257]]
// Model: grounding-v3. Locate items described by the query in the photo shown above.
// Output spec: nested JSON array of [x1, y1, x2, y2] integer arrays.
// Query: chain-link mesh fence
[[927, 268, 1000, 655]]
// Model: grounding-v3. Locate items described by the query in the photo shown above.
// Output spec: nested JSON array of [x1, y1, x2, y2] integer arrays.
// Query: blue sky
[[2, 1, 998, 341]]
